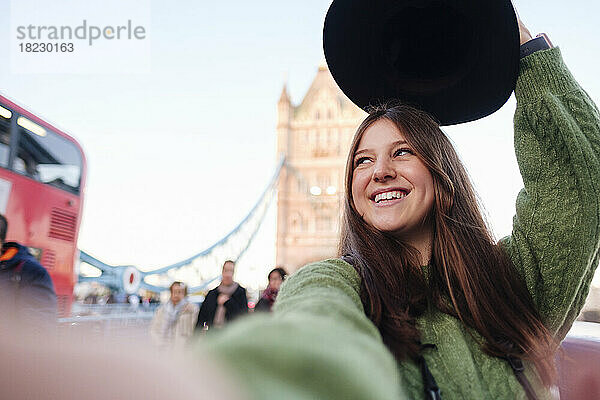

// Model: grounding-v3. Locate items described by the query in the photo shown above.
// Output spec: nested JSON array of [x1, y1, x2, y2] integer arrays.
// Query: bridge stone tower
[[276, 61, 365, 273]]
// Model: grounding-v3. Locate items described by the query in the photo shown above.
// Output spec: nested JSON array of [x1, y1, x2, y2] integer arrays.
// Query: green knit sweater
[[198, 48, 600, 400]]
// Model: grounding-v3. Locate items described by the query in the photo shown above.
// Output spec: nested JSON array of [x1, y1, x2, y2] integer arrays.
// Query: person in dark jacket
[[196, 260, 247, 331], [255, 267, 287, 312], [0, 214, 57, 330]]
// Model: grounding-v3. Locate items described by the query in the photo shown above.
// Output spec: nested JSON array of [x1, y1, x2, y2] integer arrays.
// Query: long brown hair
[[339, 104, 556, 385]]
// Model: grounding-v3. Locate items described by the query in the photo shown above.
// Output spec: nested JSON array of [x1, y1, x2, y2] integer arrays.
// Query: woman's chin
[[372, 223, 407, 235]]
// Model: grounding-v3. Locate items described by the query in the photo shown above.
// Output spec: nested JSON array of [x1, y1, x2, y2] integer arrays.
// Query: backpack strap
[[497, 337, 539, 400], [419, 344, 442, 400], [505, 355, 538, 400]]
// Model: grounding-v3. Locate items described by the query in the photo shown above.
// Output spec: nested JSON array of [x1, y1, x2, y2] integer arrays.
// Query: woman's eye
[[394, 148, 413, 157], [355, 157, 372, 166]]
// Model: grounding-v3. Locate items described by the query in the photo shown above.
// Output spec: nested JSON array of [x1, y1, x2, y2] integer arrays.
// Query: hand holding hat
[[323, 0, 523, 126], [517, 15, 533, 45]]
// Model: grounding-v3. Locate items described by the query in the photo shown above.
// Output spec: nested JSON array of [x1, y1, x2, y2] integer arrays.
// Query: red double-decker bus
[[0, 94, 86, 316]]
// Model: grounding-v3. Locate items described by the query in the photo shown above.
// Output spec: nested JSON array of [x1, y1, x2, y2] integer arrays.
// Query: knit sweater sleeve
[[500, 47, 600, 339], [197, 259, 406, 400]]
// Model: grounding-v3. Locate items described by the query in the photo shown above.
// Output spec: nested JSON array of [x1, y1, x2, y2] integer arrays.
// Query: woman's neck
[[396, 225, 433, 265], [417, 238, 432, 266]]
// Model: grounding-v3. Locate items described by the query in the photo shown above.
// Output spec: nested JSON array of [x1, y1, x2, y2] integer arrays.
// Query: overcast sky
[[1, 0, 599, 290]]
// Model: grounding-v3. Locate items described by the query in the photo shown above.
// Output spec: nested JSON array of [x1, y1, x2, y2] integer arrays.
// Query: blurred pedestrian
[[255, 267, 287, 312], [196, 260, 247, 331], [150, 282, 199, 349], [0, 213, 56, 331]]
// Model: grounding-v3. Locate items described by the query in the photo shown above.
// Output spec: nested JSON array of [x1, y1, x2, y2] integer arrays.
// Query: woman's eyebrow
[[354, 148, 371, 157], [354, 140, 408, 157]]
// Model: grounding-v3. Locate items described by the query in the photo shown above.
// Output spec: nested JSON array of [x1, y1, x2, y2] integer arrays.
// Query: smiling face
[[351, 119, 435, 241]]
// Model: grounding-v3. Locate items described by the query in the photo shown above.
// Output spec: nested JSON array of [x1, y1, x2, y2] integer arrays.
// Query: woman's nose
[[373, 159, 396, 182]]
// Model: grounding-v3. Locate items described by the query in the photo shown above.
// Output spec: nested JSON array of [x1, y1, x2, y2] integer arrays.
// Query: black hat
[[323, 0, 520, 126]]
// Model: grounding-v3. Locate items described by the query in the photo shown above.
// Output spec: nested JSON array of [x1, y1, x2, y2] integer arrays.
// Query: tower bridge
[[78, 157, 284, 295]]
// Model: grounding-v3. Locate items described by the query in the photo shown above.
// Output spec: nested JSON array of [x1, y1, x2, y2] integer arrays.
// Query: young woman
[[200, 20, 600, 400]]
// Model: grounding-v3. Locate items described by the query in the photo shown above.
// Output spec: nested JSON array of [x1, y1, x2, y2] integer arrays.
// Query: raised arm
[[501, 46, 600, 339]]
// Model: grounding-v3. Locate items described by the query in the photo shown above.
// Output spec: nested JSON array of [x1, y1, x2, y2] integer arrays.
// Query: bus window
[[0, 108, 10, 167], [14, 124, 82, 194]]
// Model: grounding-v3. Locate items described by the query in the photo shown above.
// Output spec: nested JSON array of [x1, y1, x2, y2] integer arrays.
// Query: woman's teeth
[[374, 191, 407, 203]]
